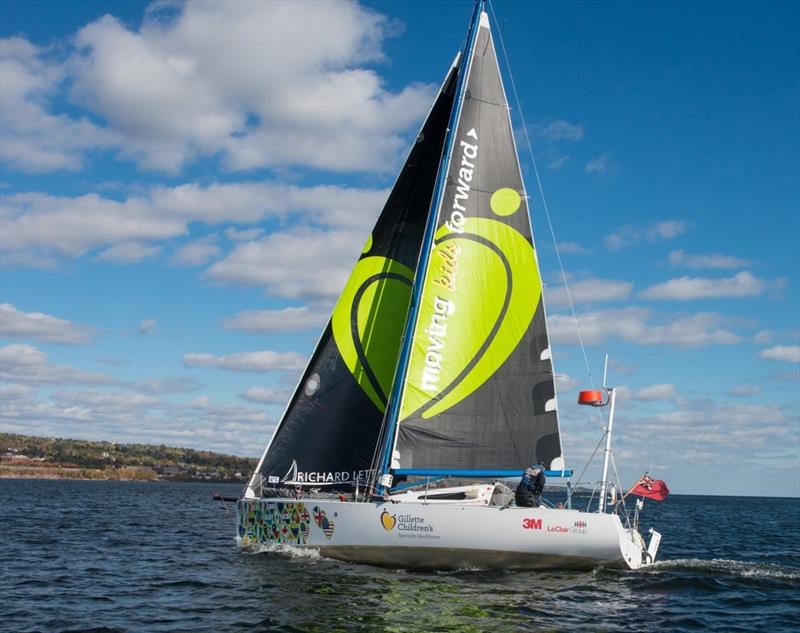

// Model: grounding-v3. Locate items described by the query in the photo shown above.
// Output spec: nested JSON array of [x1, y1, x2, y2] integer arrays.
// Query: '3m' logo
[[522, 518, 542, 530]]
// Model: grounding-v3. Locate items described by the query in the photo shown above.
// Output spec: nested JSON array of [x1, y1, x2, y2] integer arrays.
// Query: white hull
[[237, 497, 651, 570]]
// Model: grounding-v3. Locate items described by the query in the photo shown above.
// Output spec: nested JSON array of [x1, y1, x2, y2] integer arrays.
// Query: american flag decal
[[312, 506, 335, 539]]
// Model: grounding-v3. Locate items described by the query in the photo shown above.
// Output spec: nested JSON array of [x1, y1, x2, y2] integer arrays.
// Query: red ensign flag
[[631, 477, 670, 501]]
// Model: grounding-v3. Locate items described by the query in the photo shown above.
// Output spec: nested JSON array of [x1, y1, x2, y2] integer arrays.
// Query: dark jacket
[[531, 470, 546, 495], [515, 470, 546, 507]]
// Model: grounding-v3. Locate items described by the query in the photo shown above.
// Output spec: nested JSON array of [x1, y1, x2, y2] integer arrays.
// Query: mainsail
[[386, 12, 565, 477], [249, 63, 459, 491]]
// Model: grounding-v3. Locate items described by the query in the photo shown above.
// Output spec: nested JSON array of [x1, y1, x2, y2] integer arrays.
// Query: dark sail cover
[[251, 64, 459, 491], [392, 13, 565, 474]]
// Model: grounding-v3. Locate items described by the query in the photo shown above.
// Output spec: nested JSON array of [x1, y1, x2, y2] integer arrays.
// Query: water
[[1, 480, 798, 632]]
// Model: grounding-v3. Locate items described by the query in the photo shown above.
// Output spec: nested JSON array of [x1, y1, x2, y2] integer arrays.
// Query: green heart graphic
[[399, 217, 539, 420], [332, 255, 414, 411]]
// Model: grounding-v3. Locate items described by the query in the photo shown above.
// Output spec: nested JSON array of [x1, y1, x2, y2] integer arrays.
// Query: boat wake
[[645, 558, 800, 581], [242, 541, 322, 560]]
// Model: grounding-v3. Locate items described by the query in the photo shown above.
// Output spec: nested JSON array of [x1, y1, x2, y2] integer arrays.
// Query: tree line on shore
[[0, 433, 257, 482]]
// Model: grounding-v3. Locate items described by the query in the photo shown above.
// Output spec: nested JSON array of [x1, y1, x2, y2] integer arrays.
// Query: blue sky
[[1, 1, 797, 496]]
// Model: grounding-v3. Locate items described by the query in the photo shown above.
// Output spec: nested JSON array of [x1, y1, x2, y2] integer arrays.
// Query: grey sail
[[388, 12, 565, 476]]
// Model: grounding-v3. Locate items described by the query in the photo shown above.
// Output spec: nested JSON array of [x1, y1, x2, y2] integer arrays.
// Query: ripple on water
[[1, 481, 798, 633]]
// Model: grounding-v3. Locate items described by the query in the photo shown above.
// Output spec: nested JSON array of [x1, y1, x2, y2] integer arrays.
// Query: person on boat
[[515, 464, 546, 507]]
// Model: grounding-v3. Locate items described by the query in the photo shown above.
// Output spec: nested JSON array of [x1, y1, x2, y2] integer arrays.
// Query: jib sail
[[247, 62, 459, 493]]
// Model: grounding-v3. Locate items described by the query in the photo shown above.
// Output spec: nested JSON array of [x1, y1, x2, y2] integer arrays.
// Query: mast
[[597, 354, 616, 513], [579, 354, 616, 513], [375, 0, 484, 495]]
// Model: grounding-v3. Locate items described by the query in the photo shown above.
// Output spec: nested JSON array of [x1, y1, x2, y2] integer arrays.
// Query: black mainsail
[[248, 62, 459, 492], [248, 5, 568, 497]]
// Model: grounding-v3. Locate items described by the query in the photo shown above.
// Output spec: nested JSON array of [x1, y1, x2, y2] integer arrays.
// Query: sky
[[1, 0, 798, 497]]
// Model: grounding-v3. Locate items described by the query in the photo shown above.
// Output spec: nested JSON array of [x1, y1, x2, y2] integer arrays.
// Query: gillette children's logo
[[380, 510, 439, 539]]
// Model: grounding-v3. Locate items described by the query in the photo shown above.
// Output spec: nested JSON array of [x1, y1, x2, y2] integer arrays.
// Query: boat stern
[[614, 520, 663, 569]]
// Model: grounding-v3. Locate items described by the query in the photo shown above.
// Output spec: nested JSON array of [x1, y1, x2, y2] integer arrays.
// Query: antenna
[[602, 353, 609, 390]]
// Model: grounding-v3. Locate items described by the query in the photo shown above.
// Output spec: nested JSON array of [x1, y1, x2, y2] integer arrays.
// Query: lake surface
[[1, 479, 798, 632]]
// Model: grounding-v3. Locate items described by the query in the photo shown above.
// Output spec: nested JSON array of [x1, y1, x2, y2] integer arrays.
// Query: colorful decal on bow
[[399, 212, 539, 420], [331, 256, 414, 411], [380, 509, 397, 531], [313, 506, 335, 539], [237, 501, 310, 546]]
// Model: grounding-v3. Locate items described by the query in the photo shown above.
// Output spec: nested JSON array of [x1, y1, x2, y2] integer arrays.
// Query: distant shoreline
[[0, 465, 247, 484], [1, 433, 255, 484]]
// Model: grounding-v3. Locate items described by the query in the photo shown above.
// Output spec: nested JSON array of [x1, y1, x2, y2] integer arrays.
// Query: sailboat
[[237, 2, 662, 571]]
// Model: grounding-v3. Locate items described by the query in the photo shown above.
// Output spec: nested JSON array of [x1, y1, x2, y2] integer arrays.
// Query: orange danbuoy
[[578, 390, 604, 406]]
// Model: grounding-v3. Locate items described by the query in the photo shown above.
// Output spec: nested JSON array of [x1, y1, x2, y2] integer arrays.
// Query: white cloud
[[560, 388, 798, 491], [225, 227, 263, 242], [753, 330, 773, 344], [182, 350, 306, 372], [0, 343, 118, 385], [535, 120, 583, 142], [557, 241, 589, 254], [603, 220, 687, 251], [171, 235, 220, 266], [585, 155, 610, 174], [0, 383, 271, 457], [0, 303, 92, 344], [613, 401, 794, 465], [138, 318, 157, 335], [546, 155, 570, 170], [134, 377, 204, 394], [58, 2, 432, 174], [240, 386, 292, 405], [668, 249, 752, 270], [0, 37, 117, 172], [648, 403, 788, 434], [545, 277, 632, 308], [727, 384, 761, 397], [1, 182, 387, 264], [1, 192, 186, 259], [150, 181, 388, 227], [548, 307, 740, 347], [553, 373, 580, 392], [759, 345, 800, 364], [640, 271, 776, 300], [649, 220, 686, 240], [95, 242, 162, 263], [609, 359, 637, 375], [207, 227, 362, 299], [222, 307, 328, 333], [633, 384, 676, 401], [0, 383, 35, 400]]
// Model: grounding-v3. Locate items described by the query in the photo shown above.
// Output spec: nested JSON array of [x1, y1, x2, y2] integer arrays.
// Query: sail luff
[[374, 1, 485, 493]]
